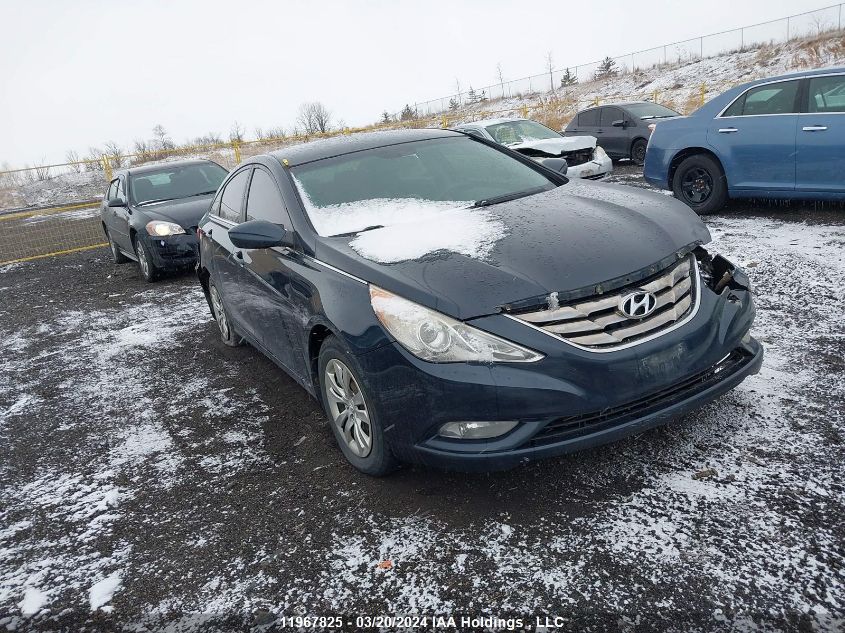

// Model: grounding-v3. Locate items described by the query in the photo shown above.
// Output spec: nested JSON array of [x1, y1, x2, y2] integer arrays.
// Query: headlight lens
[[146, 221, 186, 237], [593, 145, 608, 160], [369, 286, 543, 363]]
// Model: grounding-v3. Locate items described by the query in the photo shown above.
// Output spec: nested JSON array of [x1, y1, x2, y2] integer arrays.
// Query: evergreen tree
[[381, 111, 392, 124], [559, 67, 578, 87], [448, 97, 460, 111], [594, 57, 618, 80], [400, 104, 416, 121]]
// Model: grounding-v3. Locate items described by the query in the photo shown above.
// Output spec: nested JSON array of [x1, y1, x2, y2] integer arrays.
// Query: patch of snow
[[297, 189, 469, 238], [18, 587, 48, 616], [350, 207, 506, 263], [89, 571, 122, 611]]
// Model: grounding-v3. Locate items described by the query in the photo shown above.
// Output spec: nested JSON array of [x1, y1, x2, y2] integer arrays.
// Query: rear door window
[[807, 74, 845, 113], [246, 168, 293, 227], [218, 169, 250, 222], [600, 106, 624, 126], [723, 80, 800, 116], [578, 108, 600, 127]]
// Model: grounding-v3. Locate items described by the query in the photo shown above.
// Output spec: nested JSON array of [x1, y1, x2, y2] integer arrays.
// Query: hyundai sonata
[[196, 129, 762, 475]]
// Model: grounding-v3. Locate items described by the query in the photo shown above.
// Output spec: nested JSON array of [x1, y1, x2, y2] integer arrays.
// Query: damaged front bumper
[[565, 152, 613, 180], [143, 233, 199, 270], [355, 251, 761, 471]]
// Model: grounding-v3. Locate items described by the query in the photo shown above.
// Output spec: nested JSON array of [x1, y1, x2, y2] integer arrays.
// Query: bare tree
[[66, 150, 82, 173], [229, 121, 245, 143], [103, 141, 124, 168], [85, 147, 104, 172], [496, 62, 505, 98], [152, 124, 174, 150], [297, 102, 332, 134], [546, 51, 555, 92], [33, 158, 51, 181], [454, 78, 462, 105]]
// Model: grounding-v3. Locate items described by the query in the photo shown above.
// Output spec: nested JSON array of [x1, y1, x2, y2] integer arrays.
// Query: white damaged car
[[454, 117, 612, 180]]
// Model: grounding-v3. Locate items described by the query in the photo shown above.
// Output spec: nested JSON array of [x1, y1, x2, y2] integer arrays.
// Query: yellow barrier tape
[[0, 201, 100, 222], [0, 243, 109, 266]]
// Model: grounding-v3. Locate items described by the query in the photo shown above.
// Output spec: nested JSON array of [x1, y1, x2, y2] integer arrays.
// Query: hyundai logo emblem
[[619, 291, 658, 319]]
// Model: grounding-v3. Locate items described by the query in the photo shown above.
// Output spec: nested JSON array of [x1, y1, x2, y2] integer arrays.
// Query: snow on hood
[[508, 135, 597, 154], [349, 207, 506, 264], [301, 197, 469, 238]]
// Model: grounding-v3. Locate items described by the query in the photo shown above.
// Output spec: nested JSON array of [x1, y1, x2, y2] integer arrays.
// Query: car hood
[[508, 136, 596, 154], [315, 181, 711, 320], [136, 194, 214, 227]]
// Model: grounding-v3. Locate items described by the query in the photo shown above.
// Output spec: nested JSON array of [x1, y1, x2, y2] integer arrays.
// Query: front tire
[[105, 227, 130, 264], [672, 154, 728, 215], [208, 282, 242, 347], [133, 235, 159, 282], [631, 138, 648, 166], [318, 337, 398, 476]]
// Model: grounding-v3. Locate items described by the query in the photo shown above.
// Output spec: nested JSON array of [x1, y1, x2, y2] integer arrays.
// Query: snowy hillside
[[441, 31, 845, 129]]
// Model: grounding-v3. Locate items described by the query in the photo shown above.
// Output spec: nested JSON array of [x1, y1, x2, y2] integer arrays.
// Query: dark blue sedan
[[197, 129, 761, 475], [644, 67, 845, 214]]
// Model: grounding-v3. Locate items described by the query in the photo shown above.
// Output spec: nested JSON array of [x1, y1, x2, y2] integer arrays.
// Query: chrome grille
[[511, 256, 698, 351]]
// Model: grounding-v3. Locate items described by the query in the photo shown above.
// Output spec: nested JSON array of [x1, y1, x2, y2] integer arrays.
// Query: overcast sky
[[0, 0, 821, 165]]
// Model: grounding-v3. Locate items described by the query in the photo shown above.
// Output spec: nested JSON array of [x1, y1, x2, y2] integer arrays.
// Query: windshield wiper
[[137, 197, 178, 206], [330, 224, 384, 238], [188, 190, 217, 197], [471, 186, 547, 208]]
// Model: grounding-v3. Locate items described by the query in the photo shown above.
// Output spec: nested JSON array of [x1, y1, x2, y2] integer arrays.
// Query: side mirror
[[611, 119, 626, 128], [108, 197, 126, 207], [229, 219, 295, 250], [539, 157, 568, 175]]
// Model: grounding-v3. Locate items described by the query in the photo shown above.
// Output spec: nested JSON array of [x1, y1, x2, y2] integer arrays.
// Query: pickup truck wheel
[[319, 337, 398, 476], [672, 154, 728, 215], [631, 138, 648, 165]]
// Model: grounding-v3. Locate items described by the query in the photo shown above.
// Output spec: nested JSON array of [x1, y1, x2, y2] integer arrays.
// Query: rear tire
[[208, 281, 242, 347], [133, 235, 159, 282], [105, 227, 130, 264], [631, 138, 648, 166], [672, 154, 728, 215], [318, 336, 398, 476]]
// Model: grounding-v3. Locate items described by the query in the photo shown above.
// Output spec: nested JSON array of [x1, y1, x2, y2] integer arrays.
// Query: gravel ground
[[1, 167, 843, 631]]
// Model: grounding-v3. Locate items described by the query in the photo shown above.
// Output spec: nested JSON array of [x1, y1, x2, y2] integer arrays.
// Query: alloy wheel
[[136, 241, 151, 277], [681, 167, 713, 204], [324, 359, 372, 458], [209, 285, 230, 339]]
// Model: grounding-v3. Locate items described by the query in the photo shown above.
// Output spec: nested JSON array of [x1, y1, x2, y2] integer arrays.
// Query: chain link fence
[[397, 3, 844, 118]]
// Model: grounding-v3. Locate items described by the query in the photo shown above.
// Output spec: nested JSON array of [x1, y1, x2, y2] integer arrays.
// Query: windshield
[[130, 163, 228, 205], [623, 103, 681, 120], [291, 136, 557, 237], [484, 120, 560, 145]]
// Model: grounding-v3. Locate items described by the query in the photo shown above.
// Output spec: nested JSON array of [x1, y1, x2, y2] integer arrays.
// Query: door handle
[[718, 127, 738, 133], [802, 125, 828, 132]]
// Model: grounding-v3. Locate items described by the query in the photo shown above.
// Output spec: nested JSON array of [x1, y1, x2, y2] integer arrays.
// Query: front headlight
[[369, 286, 543, 363], [146, 221, 186, 237], [593, 145, 608, 160]]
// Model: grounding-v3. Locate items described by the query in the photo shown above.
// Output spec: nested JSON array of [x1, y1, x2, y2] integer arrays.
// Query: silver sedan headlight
[[145, 221, 186, 237], [369, 286, 543, 363]]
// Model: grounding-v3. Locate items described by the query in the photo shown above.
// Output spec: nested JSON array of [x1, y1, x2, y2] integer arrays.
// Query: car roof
[[740, 65, 845, 87], [270, 128, 460, 166], [454, 117, 526, 127], [114, 158, 220, 178]]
